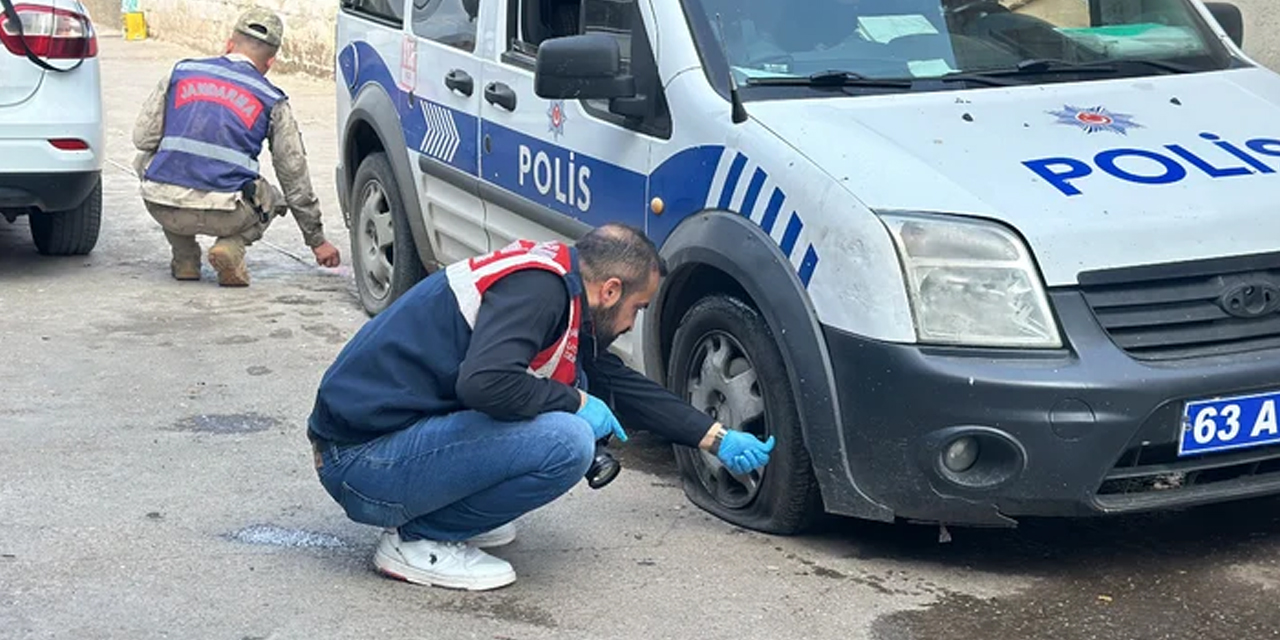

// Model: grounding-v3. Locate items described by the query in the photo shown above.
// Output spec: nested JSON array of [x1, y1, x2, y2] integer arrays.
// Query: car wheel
[[30, 177, 102, 256], [350, 152, 427, 316], [668, 294, 824, 535]]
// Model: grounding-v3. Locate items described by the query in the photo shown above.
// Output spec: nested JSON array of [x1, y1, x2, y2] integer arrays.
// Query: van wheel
[[30, 178, 102, 256], [668, 295, 823, 535], [350, 152, 426, 316]]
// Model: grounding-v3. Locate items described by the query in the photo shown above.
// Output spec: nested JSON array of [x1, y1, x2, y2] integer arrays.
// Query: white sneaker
[[373, 530, 516, 591], [465, 522, 517, 548]]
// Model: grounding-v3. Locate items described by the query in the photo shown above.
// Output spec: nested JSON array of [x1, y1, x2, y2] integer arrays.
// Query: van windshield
[[685, 0, 1238, 93]]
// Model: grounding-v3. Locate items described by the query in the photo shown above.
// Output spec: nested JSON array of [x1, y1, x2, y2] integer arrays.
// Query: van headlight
[[879, 212, 1062, 348]]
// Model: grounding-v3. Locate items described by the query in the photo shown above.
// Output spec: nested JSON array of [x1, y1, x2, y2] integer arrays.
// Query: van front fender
[[645, 210, 893, 522]]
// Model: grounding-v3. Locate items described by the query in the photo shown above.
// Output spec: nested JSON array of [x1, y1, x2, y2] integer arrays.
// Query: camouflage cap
[[234, 8, 284, 48]]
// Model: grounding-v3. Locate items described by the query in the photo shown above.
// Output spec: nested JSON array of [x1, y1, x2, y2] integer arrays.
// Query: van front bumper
[[828, 289, 1280, 527]]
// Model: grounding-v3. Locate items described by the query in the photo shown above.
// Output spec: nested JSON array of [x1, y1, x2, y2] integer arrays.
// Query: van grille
[[1078, 254, 1280, 361], [1097, 442, 1280, 500]]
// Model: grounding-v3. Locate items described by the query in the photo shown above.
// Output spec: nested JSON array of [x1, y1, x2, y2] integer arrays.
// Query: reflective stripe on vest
[[446, 240, 582, 386], [156, 136, 261, 173], [173, 60, 283, 101]]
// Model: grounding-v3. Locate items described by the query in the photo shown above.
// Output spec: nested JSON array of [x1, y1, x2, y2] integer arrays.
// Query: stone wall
[[1233, 0, 1280, 69], [80, 0, 338, 77], [79, 0, 1280, 78]]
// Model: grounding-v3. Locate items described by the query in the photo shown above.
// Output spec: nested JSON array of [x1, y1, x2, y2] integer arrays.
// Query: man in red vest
[[307, 223, 776, 590]]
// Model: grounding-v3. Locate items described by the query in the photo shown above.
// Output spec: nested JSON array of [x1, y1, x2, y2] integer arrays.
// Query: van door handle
[[445, 69, 473, 97], [484, 82, 517, 111]]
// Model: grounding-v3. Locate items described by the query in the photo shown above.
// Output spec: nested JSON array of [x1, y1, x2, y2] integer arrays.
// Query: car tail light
[[49, 138, 89, 150], [0, 4, 98, 59]]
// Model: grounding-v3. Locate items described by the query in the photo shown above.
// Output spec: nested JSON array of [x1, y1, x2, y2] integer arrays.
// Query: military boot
[[163, 231, 202, 281], [171, 258, 201, 281], [207, 237, 250, 287]]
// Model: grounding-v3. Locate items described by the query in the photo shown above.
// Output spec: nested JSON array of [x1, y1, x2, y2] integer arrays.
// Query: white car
[[0, 0, 103, 255]]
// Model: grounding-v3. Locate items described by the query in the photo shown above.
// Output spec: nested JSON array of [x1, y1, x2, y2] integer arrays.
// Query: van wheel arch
[[342, 85, 440, 275], [645, 210, 895, 524]]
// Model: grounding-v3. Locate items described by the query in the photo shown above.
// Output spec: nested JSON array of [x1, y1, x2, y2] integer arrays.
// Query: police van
[[333, 0, 1280, 534]]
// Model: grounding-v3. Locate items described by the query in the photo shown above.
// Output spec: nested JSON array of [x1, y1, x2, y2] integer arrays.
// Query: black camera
[[585, 438, 620, 489]]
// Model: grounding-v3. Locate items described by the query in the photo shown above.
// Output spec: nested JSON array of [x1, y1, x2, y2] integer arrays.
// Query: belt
[[308, 430, 330, 469]]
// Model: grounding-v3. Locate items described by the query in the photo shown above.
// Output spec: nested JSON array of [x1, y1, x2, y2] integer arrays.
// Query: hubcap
[[358, 180, 395, 300], [684, 330, 768, 509]]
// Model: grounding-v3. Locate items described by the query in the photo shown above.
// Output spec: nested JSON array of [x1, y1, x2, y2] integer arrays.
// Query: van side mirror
[[1206, 2, 1244, 48], [534, 34, 637, 100]]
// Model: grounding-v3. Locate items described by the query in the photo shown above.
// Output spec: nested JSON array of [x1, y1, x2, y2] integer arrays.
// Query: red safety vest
[[445, 239, 582, 386]]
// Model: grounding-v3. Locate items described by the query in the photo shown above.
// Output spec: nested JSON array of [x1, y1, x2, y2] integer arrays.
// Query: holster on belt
[[240, 180, 270, 225], [240, 178, 287, 225]]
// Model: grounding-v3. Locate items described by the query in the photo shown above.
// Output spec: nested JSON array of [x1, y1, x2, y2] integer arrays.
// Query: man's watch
[[709, 425, 728, 456]]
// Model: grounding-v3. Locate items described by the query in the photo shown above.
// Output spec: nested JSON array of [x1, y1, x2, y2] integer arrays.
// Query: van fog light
[[943, 437, 980, 472], [923, 427, 1024, 489]]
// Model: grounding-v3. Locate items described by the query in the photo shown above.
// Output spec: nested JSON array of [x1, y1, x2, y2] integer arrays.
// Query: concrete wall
[[81, 0, 338, 77], [1234, 0, 1280, 69], [80, 0, 1280, 78]]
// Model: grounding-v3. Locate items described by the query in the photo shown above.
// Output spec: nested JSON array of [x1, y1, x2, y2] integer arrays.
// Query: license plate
[[1180, 389, 1280, 457]]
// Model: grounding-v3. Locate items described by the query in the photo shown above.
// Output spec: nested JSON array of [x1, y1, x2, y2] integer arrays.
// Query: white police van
[[334, 0, 1280, 534]]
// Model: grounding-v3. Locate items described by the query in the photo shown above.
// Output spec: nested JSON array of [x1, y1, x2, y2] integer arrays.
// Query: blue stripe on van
[[760, 188, 785, 234], [740, 168, 767, 220], [780, 213, 804, 258], [798, 245, 820, 287], [717, 153, 748, 211], [342, 40, 823, 289]]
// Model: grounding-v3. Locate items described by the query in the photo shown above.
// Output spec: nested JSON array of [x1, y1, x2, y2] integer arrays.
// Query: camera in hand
[[585, 437, 620, 489]]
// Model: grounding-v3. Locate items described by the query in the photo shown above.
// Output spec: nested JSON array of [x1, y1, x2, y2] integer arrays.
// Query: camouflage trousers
[[143, 182, 287, 269]]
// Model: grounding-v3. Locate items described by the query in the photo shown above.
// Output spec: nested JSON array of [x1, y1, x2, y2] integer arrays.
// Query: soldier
[[132, 8, 341, 286]]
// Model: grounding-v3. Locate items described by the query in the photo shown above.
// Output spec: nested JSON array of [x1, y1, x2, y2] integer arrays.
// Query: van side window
[[340, 0, 405, 27], [412, 0, 480, 51], [580, 0, 632, 71], [578, 0, 670, 137], [505, 0, 671, 139], [508, 0, 581, 55]]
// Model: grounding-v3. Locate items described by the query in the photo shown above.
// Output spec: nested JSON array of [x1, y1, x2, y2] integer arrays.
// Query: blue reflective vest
[[144, 56, 286, 193]]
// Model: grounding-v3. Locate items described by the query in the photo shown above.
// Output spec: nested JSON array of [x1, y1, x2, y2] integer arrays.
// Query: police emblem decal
[[1049, 105, 1142, 135], [547, 100, 568, 138]]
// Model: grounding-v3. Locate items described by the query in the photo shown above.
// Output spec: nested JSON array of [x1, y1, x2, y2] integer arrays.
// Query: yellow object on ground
[[124, 12, 147, 41]]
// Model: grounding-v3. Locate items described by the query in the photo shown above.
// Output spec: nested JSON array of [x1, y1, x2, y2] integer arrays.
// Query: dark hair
[[230, 31, 280, 62], [576, 223, 666, 293]]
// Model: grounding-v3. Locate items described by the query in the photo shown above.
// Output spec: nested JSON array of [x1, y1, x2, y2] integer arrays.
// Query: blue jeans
[[315, 410, 596, 542]]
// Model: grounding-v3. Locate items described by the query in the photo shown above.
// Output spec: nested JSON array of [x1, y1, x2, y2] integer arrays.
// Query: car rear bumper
[[828, 289, 1280, 527], [0, 170, 99, 211], [0, 58, 104, 176]]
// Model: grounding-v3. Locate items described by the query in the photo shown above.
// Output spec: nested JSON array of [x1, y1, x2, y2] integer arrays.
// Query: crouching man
[[306, 223, 776, 590]]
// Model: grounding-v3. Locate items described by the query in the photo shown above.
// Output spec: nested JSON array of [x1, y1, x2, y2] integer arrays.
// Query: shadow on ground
[[814, 487, 1280, 640], [624, 428, 1280, 640]]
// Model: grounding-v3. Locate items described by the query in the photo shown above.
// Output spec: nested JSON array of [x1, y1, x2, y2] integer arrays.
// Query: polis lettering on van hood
[[1024, 132, 1280, 196]]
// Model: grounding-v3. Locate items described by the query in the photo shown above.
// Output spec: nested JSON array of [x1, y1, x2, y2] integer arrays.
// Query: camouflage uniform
[[132, 9, 329, 285]]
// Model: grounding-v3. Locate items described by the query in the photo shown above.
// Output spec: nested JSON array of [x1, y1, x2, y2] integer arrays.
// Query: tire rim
[[684, 330, 769, 509], [357, 180, 395, 301]]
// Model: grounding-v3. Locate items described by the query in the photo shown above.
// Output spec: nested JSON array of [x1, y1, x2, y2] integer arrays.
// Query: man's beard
[[589, 301, 624, 351]]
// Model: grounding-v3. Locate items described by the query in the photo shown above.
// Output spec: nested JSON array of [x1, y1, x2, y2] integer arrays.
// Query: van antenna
[[713, 13, 749, 124]]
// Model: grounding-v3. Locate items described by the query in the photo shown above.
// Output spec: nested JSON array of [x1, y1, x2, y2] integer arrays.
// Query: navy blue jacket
[[307, 263, 713, 449]]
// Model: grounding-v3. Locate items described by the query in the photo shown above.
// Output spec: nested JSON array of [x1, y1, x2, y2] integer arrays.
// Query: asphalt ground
[[3, 34, 1279, 640]]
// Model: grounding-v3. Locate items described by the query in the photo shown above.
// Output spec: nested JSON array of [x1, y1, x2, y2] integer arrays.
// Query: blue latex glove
[[577, 393, 628, 443], [717, 431, 776, 475]]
